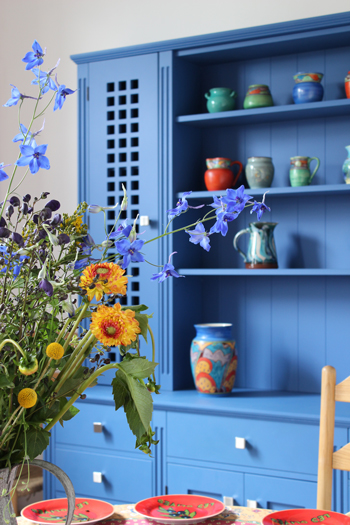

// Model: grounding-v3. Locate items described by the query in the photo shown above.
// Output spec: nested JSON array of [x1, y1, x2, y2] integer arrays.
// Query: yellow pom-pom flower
[[79, 262, 128, 302], [46, 343, 64, 360], [18, 388, 37, 409], [90, 303, 141, 347]]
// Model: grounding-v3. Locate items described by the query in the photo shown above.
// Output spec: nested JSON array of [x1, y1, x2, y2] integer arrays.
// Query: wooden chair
[[317, 365, 350, 510]]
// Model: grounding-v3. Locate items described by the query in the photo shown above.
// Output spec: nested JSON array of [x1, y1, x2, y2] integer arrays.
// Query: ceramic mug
[[289, 156, 320, 186]]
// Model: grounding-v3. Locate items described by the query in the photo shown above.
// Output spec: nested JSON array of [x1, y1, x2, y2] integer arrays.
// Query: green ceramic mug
[[289, 156, 320, 187]]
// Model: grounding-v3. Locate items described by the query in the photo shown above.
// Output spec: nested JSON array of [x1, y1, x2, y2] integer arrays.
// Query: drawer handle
[[235, 437, 246, 449], [247, 500, 258, 509], [140, 215, 150, 226], [93, 422, 103, 433], [93, 472, 103, 483]]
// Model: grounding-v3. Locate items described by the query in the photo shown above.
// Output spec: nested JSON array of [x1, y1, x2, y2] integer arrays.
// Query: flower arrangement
[[0, 40, 270, 481]]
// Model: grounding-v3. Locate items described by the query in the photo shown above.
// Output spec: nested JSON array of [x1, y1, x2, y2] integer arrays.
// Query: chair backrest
[[317, 365, 350, 510]]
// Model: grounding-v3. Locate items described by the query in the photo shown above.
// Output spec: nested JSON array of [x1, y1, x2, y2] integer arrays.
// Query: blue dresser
[[45, 12, 350, 512]]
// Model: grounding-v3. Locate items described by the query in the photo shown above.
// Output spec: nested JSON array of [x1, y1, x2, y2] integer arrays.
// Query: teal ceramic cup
[[289, 156, 320, 186]]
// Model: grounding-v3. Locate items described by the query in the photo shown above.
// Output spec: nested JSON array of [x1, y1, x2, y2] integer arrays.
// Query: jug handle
[[308, 157, 320, 182], [230, 91, 237, 98], [233, 228, 249, 262], [205, 92, 210, 99], [231, 161, 243, 186]]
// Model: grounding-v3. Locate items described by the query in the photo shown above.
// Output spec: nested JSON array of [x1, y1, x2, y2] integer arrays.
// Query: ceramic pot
[[0, 460, 76, 525], [204, 162, 243, 191], [190, 323, 237, 394], [292, 72, 324, 104], [233, 222, 278, 269], [245, 156, 274, 188], [243, 84, 273, 109], [205, 87, 237, 113], [206, 157, 233, 169], [289, 156, 320, 187], [345, 72, 350, 99], [342, 145, 350, 184]]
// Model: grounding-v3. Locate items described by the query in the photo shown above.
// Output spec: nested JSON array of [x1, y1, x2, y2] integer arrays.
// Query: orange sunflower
[[90, 302, 141, 347], [79, 262, 128, 302]]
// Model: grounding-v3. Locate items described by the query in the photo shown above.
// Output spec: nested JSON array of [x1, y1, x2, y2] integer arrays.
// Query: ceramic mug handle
[[233, 228, 250, 262], [308, 156, 320, 182], [231, 161, 243, 187]]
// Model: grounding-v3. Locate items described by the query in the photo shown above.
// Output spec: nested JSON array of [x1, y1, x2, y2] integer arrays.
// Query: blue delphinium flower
[[209, 186, 253, 237], [221, 186, 252, 213], [3, 85, 23, 107], [31, 60, 59, 94], [167, 191, 204, 219], [250, 193, 271, 220], [22, 40, 45, 70], [115, 238, 145, 269], [53, 83, 76, 111], [0, 163, 10, 182], [16, 140, 50, 174], [151, 252, 184, 283], [13, 121, 45, 146], [186, 222, 211, 252]]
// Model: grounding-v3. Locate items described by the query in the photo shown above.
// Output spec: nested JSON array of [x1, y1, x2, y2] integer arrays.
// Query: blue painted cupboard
[[45, 12, 350, 512]]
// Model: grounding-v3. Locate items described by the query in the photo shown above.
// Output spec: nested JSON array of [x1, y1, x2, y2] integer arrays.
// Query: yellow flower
[[46, 343, 64, 360], [90, 303, 141, 347], [79, 262, 128, 302], [18, 388, 37, 409]]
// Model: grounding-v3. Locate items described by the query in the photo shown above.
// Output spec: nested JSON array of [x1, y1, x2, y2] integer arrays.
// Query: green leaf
[[0, 375, 14, 388], [122, 373, 153, 440], [57, 367, 86, 397], [20, 428, 50, 460], [135, 312, 152, 342], [112, 372, 129, 411], [118, 357, 157, 379], [122, 304, 149, 313], [59, 397, 80, 423]]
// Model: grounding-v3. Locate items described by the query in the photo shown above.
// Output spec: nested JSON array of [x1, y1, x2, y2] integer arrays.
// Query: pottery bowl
[[293, 72, 323, 83], [206, 157, 232, 169]]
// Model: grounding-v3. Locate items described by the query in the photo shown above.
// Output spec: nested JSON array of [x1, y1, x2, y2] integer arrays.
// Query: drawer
[[54, 448, 153, 503], [167, 413, 347, 476], [55, 401, 136, 453]]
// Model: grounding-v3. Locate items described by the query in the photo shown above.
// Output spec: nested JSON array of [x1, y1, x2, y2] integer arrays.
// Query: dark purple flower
[[11, 233, 24, 247], [50, 213, 62, 226], [6, 206, 14, 219], [39, 278, 53, 297], [57, 233, 70, 245], [151, 252, 184, 283], [0, 227, 11, 238], [39, 208, 52, 220], [22, 40, 45, 71], [186, 222, 211, 252], [45, 199, 60, 211], [9, 196, 20, 207], [0, 217, 7, 228], [22, 194, 31, 202], [21, 203, 29, 215]]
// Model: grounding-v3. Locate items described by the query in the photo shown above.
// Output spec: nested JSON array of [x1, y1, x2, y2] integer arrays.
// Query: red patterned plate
[[135, 494, 225, 524], [21, 497, 114, 524], [262, 509, 350, 525]]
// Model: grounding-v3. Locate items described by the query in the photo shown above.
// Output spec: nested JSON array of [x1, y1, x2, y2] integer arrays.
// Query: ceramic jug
[[233, 222, 278, 269], [289, 156, 320, 186], [204, 158, 243, 191], [205, 87, 237, 113], [342, 146, 350, 183], [245, 157, 274, 189]]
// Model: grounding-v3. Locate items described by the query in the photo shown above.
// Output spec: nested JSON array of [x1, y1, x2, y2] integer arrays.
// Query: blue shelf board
[[177, 184, 350, 200], [176, 99, 350, 126], [179, 268, 350, 276]]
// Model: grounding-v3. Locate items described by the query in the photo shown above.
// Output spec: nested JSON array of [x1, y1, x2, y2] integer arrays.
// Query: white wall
[[0, 0, 349, 213]]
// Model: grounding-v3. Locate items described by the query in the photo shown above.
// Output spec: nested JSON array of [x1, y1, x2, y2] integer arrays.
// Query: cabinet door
[[167, 463, 244, 506], [245, 473, 316, 510], [86, 54, 160, 384]]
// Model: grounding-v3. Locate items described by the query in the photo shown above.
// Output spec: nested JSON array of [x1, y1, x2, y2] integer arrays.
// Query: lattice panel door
[[87, 54, 159, 385]]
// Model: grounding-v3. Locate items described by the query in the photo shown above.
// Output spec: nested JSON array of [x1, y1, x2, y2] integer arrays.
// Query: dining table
[[17, 503, 273, 525]]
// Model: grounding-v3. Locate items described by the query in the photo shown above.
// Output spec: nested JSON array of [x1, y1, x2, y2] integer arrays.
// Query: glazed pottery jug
[[190, 323, 237, 394], [342, 146, 350, 184], [233, 222, 278, 269], [345, 72, 350, 98], [245, 156, 274, 188], [243, 84, 273, 109], [292, 72, 324, 104], [289, 156, 320, 186], [204, 158, 243, 191], [205, 87, 237, 113]]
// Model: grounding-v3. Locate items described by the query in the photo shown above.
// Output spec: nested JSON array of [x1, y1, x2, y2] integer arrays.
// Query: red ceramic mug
[[204, 160, 243, 191]]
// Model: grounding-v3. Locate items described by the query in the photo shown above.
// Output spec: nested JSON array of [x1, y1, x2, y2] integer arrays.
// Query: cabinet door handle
[[235, 437, 246, 449], [247, 500, 258, 508], [93, 472, 103, 483], [140, 215, 150, 226], [93, 422, 103, 433]]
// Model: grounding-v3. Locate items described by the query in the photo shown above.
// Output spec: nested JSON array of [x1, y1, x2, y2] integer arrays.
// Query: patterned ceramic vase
[[245, 156, 274, 188], [190, 323, 237, 394], [342, 145, 350, 184], [292, 72, 324, 104], [243, 84, 273, 109]]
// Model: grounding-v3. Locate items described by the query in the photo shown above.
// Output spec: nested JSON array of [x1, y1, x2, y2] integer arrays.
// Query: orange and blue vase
[[190, 323, 237, 394]]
